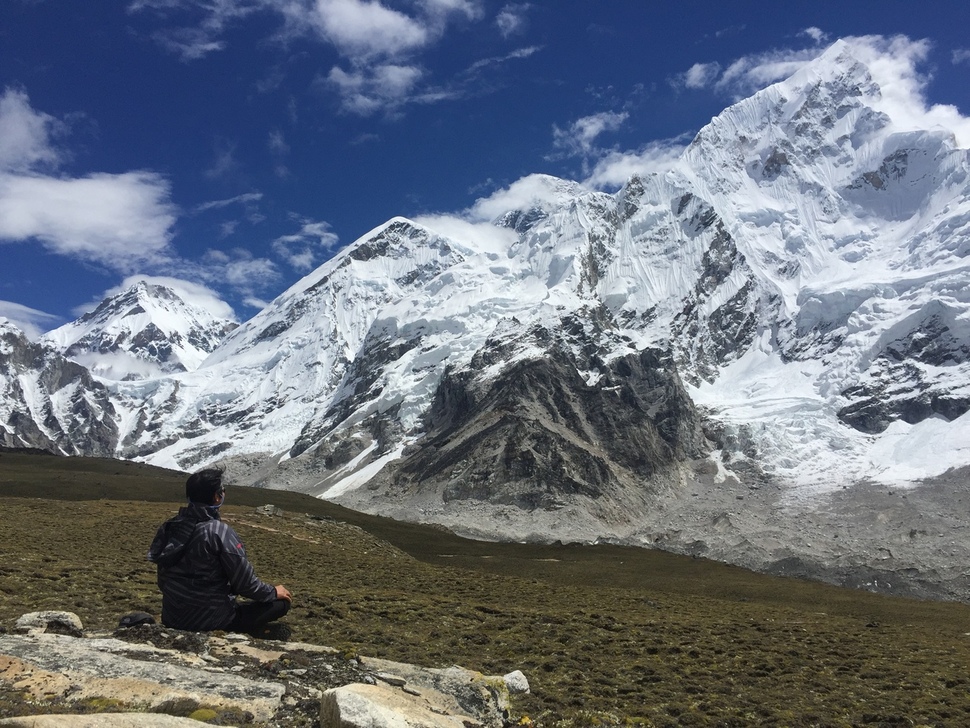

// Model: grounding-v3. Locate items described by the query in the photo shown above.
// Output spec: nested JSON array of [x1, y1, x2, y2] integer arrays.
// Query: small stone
[[503, 670, 530, 694], [375, 672, 407, 687], [255, 504, 283, 517]]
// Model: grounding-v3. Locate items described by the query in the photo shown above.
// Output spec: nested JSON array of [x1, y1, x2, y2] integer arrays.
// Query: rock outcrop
[[0, 612, 528, 728]]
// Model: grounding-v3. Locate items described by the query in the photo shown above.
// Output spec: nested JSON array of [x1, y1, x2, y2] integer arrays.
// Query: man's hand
[[275, 585, 292, 602]]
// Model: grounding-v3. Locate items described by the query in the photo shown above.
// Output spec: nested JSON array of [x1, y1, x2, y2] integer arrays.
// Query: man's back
[[150, 501, 275, 631]]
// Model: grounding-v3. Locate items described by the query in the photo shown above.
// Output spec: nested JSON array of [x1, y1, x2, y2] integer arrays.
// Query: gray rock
[[503, 670, 530, 694], [0, 616, 527, 728], [0, 632, 284, 722], [321, 683, 485, 728], [0, 715, 212, 727], [14, 611, 83, 636], [357, 657, 511, 728], [255, 504, 284, 516]]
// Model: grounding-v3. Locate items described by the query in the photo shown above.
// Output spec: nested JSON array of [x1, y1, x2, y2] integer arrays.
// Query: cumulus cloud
[[272, 217, 340, 272], [0, 301, 62, 339], [552, 111, 629, 158], [0, 89, 178, 272], [308, 0, 432, 59], [0, 172, 176, 271], [841, 35, 970, 147]]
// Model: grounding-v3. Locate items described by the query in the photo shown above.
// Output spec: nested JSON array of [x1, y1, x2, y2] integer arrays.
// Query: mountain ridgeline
[[4, 40, 970, 597]]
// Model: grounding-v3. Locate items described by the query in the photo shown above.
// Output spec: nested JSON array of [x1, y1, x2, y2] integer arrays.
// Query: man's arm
[[217, 524, 277, 602]]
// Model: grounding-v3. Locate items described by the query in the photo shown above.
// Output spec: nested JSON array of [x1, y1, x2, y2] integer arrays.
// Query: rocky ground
[[327, 456, 970, 604], [0, 613, 523, 727]]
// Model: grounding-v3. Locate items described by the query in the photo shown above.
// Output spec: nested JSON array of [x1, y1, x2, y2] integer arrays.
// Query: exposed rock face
[[392, 343, 705, 510], [0, 323, 119, 455]]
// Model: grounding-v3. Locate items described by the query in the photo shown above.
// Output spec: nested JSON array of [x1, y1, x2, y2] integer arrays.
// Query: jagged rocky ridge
[[3, 39, 970, 598]]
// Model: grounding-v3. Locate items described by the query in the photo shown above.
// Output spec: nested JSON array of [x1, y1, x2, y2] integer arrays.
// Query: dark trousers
[[227, 598, 290, 634]]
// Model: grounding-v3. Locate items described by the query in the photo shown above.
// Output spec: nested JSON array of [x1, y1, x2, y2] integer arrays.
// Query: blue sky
[[2, 1, 969, 336]]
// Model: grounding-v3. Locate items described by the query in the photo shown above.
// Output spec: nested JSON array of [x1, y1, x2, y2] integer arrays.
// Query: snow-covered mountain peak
[[42, 279, 238, 380]]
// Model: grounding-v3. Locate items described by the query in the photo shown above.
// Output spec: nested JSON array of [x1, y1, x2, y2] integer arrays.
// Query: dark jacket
[[148, 502, 276, 631]]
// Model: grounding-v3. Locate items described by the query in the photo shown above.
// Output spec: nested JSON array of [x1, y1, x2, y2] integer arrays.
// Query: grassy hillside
[[3, 450, 970, 726]]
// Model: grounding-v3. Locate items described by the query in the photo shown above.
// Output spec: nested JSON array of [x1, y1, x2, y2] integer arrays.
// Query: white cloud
[[272, 218, 340, 272], [954, 49, 970, 65], [79, 275, 238, 321], [0, 170, 177, 272], [413, 213, 516, 255], [0, 89, 62, 173], [195, 191, 264, 212], [496, 3, 529, 38], [552, 111, 629, 158], [840, 35, 970, 147], [130, 0, 496, 116], [800, 27, 829, 44], [200, 248, 281, 298], [670, 33, 970, 147], [583, 137, 690, 190], [464, 173, 586, 223], [326, 63, 424, 115], [129, 0, 263, 61], [683, 62, 721, 90], [0, 301, 62, 339], [310, 0, 430, 59]]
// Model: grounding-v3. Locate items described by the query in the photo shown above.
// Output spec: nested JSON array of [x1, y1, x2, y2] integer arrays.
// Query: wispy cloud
[[552, 111, 629, 158], [953, 48, 970, 65], [0, 300, 62, 339], [128, 0, 264, 62], [0, 88, 177, 273], [129, 0, 525, 116], [195, 191, 263, 212], [583, 136, 691, 190], [198, 247, 281, 304], [495, 3, 530, 38], [272, 217, 340, 272]]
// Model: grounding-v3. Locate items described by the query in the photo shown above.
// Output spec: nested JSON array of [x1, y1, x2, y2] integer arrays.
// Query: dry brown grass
[[3, 450, 970, 726]]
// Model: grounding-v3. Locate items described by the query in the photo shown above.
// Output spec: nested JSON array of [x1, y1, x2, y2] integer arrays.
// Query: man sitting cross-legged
[[148, 468, 292, 637]]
